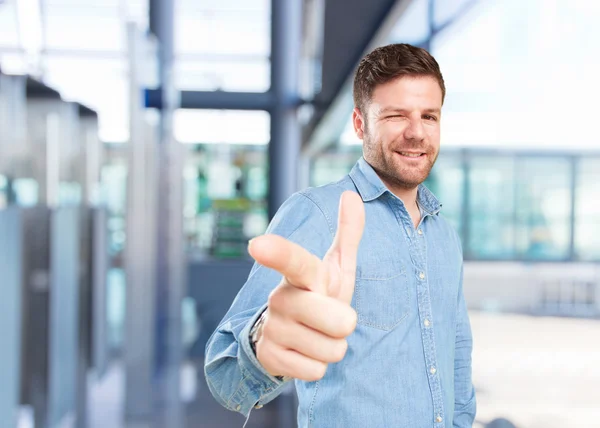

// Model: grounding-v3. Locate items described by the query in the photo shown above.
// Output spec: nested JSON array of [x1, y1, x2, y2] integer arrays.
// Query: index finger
[[248, 234, 327, 294]]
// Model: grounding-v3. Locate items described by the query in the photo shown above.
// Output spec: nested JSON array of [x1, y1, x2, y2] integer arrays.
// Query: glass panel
[[432, 0, 600, 152], [175, 0, 271, 92], [176, 14, 270, 57], [174, 109, 270, 145], [175, 58, 270, 92], [575, 158, 600, 261], [388, 0, 430, 45], [44, 5, 124, 51], [467, 156, 516, 259], [310, 149, 362, 188], [12, 178, 39, 207], [515, 157, 572, 260], [184, 144, 268, 258], [340, 114, 361, 146], [424, 152, 463, 235], [0, 175, 7, 208], [433, 0, 473, 29], [101, 161, 127, 257], [43, 55, 129, 142], [0, 2, 20, 47]]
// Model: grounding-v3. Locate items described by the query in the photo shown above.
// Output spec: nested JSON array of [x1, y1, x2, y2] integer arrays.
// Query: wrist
[[250, 309, 268, 356]]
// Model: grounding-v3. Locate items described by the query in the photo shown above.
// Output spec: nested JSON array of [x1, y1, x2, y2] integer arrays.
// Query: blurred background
[[0, 0, 599, 427]]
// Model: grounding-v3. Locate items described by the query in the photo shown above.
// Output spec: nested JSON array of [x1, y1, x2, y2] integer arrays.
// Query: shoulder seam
[[298, 191, 334, 238]]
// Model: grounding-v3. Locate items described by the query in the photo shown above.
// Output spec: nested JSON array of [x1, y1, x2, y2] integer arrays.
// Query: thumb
[[325, 191, 365, 303]]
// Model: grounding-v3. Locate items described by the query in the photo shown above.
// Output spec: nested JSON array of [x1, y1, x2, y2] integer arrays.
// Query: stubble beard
[[363, 133, 438, 190]]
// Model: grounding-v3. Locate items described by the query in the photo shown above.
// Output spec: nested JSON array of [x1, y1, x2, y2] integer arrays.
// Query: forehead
[[370, 76, 443, 113]]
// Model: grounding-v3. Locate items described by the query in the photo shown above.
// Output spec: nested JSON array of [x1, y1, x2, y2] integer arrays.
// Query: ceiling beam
[[303, 0, 414, 157]]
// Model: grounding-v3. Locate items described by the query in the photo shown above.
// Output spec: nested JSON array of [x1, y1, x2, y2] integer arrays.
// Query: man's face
[[353, 76, 442, 191]]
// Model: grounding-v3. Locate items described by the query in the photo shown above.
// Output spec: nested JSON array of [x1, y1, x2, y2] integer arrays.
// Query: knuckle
[[330, 339, 348, 362], [267, 287, 286, 310], [340, 308, 358, 336], [262, 316, 281, 341], [256, 341, 273, 368], [309, 362, 328, 381], [257, 343, 282, 377]]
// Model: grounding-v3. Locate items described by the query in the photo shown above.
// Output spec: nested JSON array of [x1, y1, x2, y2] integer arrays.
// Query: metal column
[[0, 208, 23, 428], [150, 0, 185, 425], [124, 23, 158, 421], [268, 0, 304, 219]]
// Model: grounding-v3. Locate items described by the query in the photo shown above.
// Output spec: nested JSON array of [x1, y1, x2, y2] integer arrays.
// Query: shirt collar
[[349, 157, 442, 215]]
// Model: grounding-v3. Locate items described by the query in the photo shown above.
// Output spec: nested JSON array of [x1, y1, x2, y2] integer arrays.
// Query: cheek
[[426, 127, 440, 147], [379, 123, 405, 146]]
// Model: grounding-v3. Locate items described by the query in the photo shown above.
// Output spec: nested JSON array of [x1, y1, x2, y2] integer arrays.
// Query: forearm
[[204, 191, 332, 415]]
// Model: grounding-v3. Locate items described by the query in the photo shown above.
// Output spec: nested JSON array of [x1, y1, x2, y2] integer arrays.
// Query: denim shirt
[[204, 157, 476, 428]]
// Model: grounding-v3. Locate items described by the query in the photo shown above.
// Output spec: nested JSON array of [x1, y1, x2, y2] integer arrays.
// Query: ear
[[352, 107, 365, 140]]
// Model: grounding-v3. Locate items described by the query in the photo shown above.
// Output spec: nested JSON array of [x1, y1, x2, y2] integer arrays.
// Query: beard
[[363, 133, 438, 190]]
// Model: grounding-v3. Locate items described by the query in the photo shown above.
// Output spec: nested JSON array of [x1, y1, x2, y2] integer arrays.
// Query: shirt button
[[430, 366, 437, 375], [418, 229, 423, 235], [419, 272, 425, 280], [436, 415, 443, 423], [424, 319, 431, 327], [255, 404, 263, 409], [236, 404, 241, 411]]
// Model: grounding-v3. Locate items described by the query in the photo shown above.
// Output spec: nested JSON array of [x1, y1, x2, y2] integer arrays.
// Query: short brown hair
[[353, 43, 446, 113]]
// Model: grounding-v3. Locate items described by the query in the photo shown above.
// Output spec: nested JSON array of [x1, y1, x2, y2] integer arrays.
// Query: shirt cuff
[[230, 305, 290, 415]]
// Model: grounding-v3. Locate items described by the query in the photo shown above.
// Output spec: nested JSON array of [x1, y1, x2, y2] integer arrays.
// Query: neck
[[378, 176, 420, 212]]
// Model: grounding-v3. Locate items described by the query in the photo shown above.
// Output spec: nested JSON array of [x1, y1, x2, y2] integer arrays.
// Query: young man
[[205, 43, 476, 427]]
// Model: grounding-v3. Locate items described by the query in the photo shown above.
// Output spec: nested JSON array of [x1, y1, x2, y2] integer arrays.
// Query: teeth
[[400, 152, 422, 157]]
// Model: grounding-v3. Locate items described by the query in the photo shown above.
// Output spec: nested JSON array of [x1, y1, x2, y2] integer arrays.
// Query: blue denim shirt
[[205, 157, 476, 427]]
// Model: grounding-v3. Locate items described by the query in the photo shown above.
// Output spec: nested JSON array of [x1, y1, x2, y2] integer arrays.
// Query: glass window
[[575, 158, 600, 261], [310, 149, 361, 188], [44, 6, 125, 52], [0, 2, 21, 47], [467, 156, 516, 259], [175, 0, 271, 92], [174, 108, 270, 258], [175, 58, 270, 93], [388, 0, 431, 45], [174, 109, 270, 145], [432, 0, 475, 29], [0, 174, 7, 209], [183, 144, 269, 258], [515, 157, 572, 260], [43, 55, 129, 142]]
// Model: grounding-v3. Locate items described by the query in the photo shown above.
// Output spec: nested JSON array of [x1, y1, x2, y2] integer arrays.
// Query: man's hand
[[248, 191, 365, 382]]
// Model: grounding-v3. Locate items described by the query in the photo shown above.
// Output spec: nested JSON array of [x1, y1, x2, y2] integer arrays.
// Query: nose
[[404, 118, 425, 142]]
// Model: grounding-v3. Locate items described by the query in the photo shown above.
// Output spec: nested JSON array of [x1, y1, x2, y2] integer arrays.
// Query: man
[[204, 43, 476, 427]]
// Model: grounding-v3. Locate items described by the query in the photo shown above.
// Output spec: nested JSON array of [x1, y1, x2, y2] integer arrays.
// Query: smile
[[398, 152, 425, 158]]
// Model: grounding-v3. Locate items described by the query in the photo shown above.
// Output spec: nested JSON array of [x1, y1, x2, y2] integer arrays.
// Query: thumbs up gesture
[[248, 191, 365, 381]]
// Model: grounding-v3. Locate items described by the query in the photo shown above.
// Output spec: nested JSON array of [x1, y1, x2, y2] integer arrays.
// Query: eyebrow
[[379, 107, 441, 115]]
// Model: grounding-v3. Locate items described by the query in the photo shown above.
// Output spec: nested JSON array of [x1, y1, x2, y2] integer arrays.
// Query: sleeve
[[203, 191, 334, 417], [453, 263, 477, 427]]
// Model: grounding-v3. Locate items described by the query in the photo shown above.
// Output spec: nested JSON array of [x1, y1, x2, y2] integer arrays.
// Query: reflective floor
[[84, 312, 600, 428], [471, 312, 600, 428], [87, 362, 293, 428]]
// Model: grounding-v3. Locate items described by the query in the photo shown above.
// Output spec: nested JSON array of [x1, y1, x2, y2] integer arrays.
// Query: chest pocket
[[353, 255, 410, 331]]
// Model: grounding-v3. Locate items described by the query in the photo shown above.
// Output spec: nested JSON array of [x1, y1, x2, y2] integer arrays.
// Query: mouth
[[396, 151, 426, 160]]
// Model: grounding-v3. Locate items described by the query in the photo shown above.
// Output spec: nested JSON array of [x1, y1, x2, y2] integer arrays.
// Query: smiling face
[[353, 75, 442, 192]]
